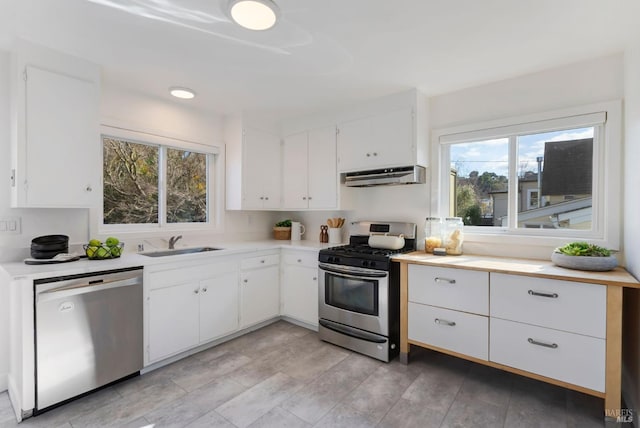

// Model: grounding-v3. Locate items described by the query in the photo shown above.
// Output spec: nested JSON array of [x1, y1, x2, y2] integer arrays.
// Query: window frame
[[96, 125, 223, 235], [431, 101, 622, 250]]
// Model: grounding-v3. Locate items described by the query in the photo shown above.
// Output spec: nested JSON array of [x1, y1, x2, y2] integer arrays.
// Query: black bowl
[[31, 248, 67, 260], [31, 234, 69, 246], [31, 241, 69, 252]]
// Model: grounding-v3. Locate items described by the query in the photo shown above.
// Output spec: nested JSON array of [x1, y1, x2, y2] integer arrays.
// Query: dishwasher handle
[[37, 275, 142, 303]]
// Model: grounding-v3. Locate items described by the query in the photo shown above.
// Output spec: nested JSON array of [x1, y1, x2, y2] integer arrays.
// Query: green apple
[[105, 237, 119, 247], [89, 239, 101, 247]]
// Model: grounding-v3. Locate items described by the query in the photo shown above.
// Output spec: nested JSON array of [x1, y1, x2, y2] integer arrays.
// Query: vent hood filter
[[343, 165, 426, 187]]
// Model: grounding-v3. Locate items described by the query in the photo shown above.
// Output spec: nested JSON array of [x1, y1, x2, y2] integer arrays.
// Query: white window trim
[[431, 100, 622, 251], [91, 125, 225, 238]]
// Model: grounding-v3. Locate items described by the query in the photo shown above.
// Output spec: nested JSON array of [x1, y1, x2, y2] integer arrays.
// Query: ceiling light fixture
[[169, 87, 196, 99], [228, 0, 279, 31]]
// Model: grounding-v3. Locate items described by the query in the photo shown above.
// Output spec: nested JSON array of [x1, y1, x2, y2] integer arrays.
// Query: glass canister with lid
[[444, 217, 464, 255], [424, 217, 443, 253]]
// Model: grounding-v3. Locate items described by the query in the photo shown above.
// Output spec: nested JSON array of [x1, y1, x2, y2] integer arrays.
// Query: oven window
[[325, 274, 379, 316]]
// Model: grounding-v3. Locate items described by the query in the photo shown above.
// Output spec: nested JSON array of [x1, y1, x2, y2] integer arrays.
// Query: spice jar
[[424, 217, 443, 253], [444, 217, 464, 255]]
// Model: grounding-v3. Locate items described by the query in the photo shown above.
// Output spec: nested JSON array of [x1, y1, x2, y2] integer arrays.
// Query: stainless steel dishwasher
[[34, 267, 143, 412]]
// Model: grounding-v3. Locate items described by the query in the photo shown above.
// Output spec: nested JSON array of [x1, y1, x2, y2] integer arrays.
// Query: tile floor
[[0, 320, 629, 428]]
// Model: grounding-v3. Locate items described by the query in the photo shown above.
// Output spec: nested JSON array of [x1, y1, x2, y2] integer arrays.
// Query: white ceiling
[[1, 0, 638, 120]]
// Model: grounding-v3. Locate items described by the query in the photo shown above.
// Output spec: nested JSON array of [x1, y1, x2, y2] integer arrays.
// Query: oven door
[[318, 262, 389, 336]]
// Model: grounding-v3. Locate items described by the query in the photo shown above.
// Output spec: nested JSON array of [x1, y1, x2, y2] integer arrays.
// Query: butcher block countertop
[[392, 252, 640, 288]]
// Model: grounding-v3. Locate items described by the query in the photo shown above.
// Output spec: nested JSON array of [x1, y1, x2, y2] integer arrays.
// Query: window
[[100, 126, 219, 231], [435, 101, 622, 248]]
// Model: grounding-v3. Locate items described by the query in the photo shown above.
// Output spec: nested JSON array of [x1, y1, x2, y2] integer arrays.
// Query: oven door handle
[[319, 319, 387, 344], [318, 263, 389, 278]]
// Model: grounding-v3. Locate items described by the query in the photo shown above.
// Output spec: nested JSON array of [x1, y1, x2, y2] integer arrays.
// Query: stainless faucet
[[168, 235, 183, 249]]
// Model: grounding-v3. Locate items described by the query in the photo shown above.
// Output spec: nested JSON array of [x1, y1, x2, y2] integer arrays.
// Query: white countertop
[[0, 239, 338, 280]]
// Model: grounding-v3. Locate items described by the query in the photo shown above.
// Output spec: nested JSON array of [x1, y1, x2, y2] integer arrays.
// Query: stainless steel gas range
[[318, 221, 417, 362]]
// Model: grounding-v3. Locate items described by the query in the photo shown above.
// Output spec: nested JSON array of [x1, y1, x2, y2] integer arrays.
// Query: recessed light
[[228, 0, 279, 31], [169, 87, 196, 99]]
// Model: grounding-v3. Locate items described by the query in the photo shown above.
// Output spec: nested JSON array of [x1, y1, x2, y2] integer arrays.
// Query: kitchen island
[[392, 252, 640, 421]]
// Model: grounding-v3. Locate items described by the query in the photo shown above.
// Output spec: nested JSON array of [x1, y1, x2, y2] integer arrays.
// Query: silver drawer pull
[[528, 338, 558, 349], [434, 277, 456, 284], [434, 318, 456, 327], [528, 290, 558, 298]]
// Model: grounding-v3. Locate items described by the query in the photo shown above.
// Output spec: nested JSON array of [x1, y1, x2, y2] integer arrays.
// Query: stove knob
[[335, 257, 340, 264], [362, 260, 369, 267], [327, 257, 334, 263], [370, 261, 376, 268]]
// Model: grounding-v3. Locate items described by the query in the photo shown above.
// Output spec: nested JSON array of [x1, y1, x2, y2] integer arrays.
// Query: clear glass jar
[[424, 217, 443, 253], [444, 217, 464, 255]]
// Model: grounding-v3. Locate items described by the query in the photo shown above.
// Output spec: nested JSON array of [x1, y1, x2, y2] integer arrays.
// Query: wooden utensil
[[327, 218, 334, 227]]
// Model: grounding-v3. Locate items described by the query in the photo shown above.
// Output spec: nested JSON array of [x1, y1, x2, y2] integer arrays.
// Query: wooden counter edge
[[392, 252, 640, 289]]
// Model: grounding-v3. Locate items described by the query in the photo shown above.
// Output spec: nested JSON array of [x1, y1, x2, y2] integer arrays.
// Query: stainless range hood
[[343, 165, 426, 187]]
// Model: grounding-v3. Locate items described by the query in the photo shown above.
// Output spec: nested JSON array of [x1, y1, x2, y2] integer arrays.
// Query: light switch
[[0, 217, 21, 234]]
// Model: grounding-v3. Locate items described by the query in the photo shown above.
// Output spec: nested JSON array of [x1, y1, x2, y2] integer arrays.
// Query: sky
[[450, 127, 594, 178]]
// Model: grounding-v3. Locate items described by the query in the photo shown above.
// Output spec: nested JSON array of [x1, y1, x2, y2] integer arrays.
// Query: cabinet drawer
[[408, 265, 489, 315], [408, 302, 488, 360], [490, 273, 606, 338], [490, 318, 605, 392], [282, 252, 318, 268], [241, 253, 280, 270]]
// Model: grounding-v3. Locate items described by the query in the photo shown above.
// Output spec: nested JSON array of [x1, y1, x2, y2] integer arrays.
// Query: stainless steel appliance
[[318, 221, 416, 361], [342, 165, 426, 187], [34, 267, 143, 412]]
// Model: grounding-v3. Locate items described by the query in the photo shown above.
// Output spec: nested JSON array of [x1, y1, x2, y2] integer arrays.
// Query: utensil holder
[[328, 228, 342, 244]]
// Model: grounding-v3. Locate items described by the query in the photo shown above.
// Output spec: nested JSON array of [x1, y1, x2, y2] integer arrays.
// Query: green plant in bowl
[[275, 219, 292, 227], [552, 241, 617, 271]]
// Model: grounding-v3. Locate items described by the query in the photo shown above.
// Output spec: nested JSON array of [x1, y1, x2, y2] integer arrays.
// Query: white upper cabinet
[[10, 41, 100, 208], [282, 126, 337, 210], [336, 89, 428, 173], [225, 117, 282, 210]]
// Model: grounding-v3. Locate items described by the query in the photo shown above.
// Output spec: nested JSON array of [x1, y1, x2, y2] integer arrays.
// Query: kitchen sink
[[140, 247, 223, 257]]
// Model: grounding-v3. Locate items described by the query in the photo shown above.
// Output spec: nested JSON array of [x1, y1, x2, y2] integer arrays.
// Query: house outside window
[[434, 101, 622, 249], [99, 126, 219, 233]]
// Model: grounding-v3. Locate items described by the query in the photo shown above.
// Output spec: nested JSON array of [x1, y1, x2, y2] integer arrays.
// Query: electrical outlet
[[0, 217, 21, 234]]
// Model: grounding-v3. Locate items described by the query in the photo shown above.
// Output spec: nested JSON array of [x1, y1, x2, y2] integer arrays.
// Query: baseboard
[[622, 365, 638, 427], [0, 372, 6, 393], [280, 316, 319, 332]]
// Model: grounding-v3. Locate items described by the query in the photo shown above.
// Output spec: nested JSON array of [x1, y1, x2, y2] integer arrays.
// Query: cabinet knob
[[265, 197, 269, 200], [260, 196, 264, 200], [373, 152, 378, 156], [297, 259, 302, 263], [302, 196, 307, 200], [85, 185, 92, 192], [244, 279, 248, 283], [308, 196, 312, 200], [261, 260, 265, 263], [194, 289, 199, 294], [202, 287, 208, 293], [312, 277, 317, 281], [366, 153, 370, 157]]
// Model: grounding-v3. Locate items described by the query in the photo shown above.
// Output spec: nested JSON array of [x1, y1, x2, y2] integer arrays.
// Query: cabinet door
[[23, 66, 99, 207], [148, 282, 199, 362], [282, 265, 319, 326], [369, 108, 414, 168], [243, 129, 281, 209], [240, 265, 280, 327], [337, 116, 372, 172], [199, 270, 239, 343], [307, 126, 337, 209], [282, 132, 309, 209]]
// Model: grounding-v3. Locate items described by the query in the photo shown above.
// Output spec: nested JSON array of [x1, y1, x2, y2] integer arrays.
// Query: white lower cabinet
[[240, 253, 280, 328], [407, 265, 608, 392], [490, 318, 605, 392], [281, 250, 319, 326], [408, 302, 488, 360], [146, 261, 239, 364]]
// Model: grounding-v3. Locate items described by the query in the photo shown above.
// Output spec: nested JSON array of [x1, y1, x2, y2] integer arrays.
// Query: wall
[[0, 48, 277, 392], [622, 41, 640, 416], [288, 55, 624, 257]]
